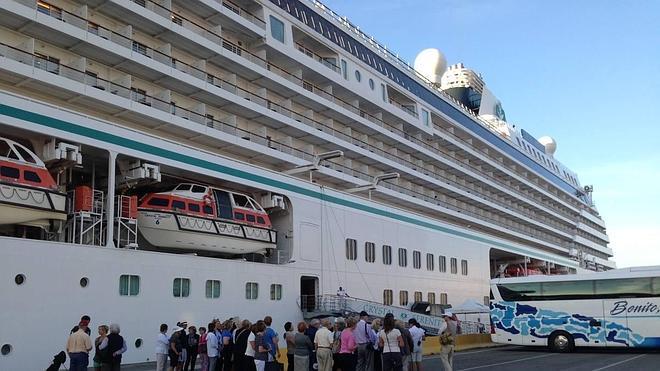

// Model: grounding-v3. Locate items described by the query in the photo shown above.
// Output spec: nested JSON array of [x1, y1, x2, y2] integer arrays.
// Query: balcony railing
[[295, 42, 340, 73], [218, 0, 265, 28], [19, 0, 578, 225], [0, 42, 573, 250]]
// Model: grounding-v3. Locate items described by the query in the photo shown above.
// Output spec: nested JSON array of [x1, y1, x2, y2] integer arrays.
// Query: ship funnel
[[414, 48, 447, 85]]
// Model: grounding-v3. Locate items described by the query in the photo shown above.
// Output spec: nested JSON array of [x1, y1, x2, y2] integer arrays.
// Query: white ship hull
[[138, 210, 277, 254]]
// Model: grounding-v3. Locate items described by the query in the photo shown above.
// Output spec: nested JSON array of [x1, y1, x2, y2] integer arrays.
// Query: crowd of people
[[56, 310, 458, 371]]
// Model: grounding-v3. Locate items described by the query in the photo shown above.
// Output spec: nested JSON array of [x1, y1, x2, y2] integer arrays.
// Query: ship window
[[234, 212, 245, 220], [398, 248, 407, 267], [147, 198, 169, 207], [203, 205, 213, 215], [14, 146, 37, 164], [399, 290, 409, 306], [461, 259, 468, 275], [450, 258, 458, 274], [0, 166, 19, 179], [439, 256, 447, 272], [14, 274, 25, 285], [245, 282, 259, 300], [341, 60, 348, 80], [246, 214, 256, 223], [188, 204, 200, 212], [428, 292, 436, 304], [172, 200, 185, 210], [257, 216, 265, 224], [383, 289, 393, 305], [23, 170, 41, 182], [270, 15, 285, 43], [0, 140, 13, 158], [345, 238, 357, 260], [355, 70, 361, 82], [232, 194, 251, 208], [205, 280, 221, 298], [192, 185, 206, 193], [270, 284, 283, 300], [365, 242, 375, 263], [176, 184, 192, 191], [421, 109, 431, 127], [119, 275, 140, 296], [382, 245, 392, 265], [440, 293, 448, 305], [369, 78, 375, 90], [426, 253, 434, 271], [412, 251, 421, 269], [414, 291, 423, 302], [381, 84, 387, 102], [173, 278, 190, 298]]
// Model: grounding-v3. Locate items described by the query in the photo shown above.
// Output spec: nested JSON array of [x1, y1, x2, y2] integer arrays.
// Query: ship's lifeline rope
[[0, 186, 48, 205], [321, 187, 375, 301], [320, 186, 342, 291]]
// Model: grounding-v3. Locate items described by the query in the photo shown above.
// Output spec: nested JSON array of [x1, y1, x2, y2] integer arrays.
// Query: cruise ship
[[0, 0, 613, 368]]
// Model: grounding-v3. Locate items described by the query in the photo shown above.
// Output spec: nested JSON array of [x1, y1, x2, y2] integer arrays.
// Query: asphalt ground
[[119, 346, 660, 371], [426, 345, 660, 371]]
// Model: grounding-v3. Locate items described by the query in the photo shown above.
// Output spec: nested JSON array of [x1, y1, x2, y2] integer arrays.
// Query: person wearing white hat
[[439, 311, 457, 371]]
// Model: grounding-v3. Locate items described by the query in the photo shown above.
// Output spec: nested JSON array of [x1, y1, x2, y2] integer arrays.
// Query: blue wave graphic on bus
[[490, 302, 647, 347]]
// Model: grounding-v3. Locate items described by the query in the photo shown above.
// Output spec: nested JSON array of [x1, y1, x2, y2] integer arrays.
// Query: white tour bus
[[490, 266, 660, 352]]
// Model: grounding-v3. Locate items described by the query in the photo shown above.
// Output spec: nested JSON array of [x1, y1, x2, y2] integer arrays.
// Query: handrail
[[0, 42, 574, 248], [216, 0, 265, 27], [31, 0, 576, 222]]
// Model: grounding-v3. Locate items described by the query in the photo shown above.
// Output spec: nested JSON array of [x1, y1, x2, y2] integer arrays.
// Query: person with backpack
[[378, 316, 403, 371]]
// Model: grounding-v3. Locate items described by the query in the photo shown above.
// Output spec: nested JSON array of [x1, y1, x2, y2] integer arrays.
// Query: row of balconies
[[0, 38, 583, 255], [1, 2, 605, 244], [62, 1, 584, 224]]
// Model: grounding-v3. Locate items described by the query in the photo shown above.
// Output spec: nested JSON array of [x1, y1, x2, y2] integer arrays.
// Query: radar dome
[[414, 48, 447, 84], [538, 136, 557, 155]]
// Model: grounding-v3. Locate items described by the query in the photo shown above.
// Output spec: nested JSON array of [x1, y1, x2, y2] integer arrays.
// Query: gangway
[[299, 295, 448, 335]]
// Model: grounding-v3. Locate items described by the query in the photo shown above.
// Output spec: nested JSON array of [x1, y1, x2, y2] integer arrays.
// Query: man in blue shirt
[[263, 316, 280, 364]]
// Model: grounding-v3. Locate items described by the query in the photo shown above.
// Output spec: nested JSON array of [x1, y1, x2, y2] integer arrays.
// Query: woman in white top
[[378, 316, 403, 371]]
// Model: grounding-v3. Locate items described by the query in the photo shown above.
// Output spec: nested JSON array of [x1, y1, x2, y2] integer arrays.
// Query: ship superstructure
[[0, 0, 612, 368]]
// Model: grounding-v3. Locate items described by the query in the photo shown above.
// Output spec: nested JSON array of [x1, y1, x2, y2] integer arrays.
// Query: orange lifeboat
[[137, 183, 277, 254], [0, 137, 66, 227]]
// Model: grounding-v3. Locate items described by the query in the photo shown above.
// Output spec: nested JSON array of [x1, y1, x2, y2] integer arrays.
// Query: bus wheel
[[549, 331, 575, 353]]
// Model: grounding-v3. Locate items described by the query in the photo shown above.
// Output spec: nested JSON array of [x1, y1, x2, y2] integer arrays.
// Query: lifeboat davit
[[0, 137, 67, 227], [137, 183, 277, 254]]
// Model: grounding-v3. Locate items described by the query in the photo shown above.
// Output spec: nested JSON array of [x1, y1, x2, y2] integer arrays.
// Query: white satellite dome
[[414, 48, 447, 84], [538, 136, 557, 155]]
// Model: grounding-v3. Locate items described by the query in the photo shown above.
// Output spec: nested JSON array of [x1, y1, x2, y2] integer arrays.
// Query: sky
[[321, 0, 660, 268]]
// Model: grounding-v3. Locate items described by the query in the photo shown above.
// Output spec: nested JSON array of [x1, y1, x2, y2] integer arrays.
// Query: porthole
[[1, 344, 11, 356], [369, 78, 375, 90], [135, 338, 143, 348], [355, 70, 361, 82], [80, 277, 89, 288], [14, 274, 25, 285]]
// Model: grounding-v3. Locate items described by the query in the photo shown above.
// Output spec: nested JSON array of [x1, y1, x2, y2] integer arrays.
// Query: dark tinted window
[[172, 200, 185, 210], [24, 171, 41, 183], [188, 204, 200, 212], [246, 214, 256, 222], [257, 216, 265, 224], [15, 146, 37, 164], [234, 212, 245, 220], [192, 185, 206, 193], [203, 205, 214, 215], [498, 278, 658, 302], [233, 194, 251, 208], [0, 166, 19, 179], [147, 197, 169, 207]]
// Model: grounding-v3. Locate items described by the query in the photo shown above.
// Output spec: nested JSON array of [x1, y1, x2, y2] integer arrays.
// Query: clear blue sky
[[322, 0, 660, 267]]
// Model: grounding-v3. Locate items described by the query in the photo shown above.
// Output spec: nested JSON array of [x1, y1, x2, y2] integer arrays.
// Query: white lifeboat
[[137, 183, 277, 254], [0, 137, 67, 227]]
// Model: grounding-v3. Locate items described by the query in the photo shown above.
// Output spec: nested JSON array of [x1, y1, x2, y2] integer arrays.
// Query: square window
[[205, 280, 221, 298], [246, 282, 259, 300], [461, 259, 468, 276], [399, 290, 408, 306], [439, 256, 447, 272], [398, 248, 407, 267], [173, 278, 190, 298], [451, 258, 458, 274], [382, 245, 392, 265], [365, 242, 375, 263], [119, 274, 140, 296], [345, 238, 357, 260], [270, 16, 285, 43], [413, 251, 421, 269], [383, 289, 393, 306], [270, 284, 283, 300]]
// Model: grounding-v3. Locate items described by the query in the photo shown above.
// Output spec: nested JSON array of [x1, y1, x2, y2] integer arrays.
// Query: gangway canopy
[[452, 299, 489, 314], [300, 295, 447, 335]]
